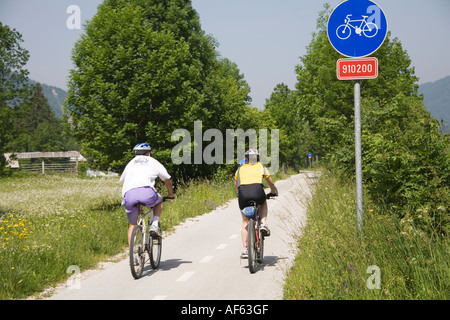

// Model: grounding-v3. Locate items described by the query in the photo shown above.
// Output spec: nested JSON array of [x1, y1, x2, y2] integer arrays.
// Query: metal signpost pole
[[327, 0, 387, 233], [354, 80, 363, 231]]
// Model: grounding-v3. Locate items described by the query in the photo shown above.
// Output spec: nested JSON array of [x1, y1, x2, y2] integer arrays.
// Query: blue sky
[[1, 0, 449, 109]]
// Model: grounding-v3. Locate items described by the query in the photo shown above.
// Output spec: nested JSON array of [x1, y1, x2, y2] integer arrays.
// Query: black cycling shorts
[[238, 184, 266, 210]]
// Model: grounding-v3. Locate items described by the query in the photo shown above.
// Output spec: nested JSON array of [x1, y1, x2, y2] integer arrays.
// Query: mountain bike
[[336, 14, 378, 40], [246, 190, 278, 274], [129, 196, 174, 279]]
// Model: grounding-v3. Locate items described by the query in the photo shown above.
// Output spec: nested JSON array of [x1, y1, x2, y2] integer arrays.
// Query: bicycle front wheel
[[130, 225, 145, 279], [149, 235, 162, 269], [247, 219, 257, 273], [363, 22, 378, 38]]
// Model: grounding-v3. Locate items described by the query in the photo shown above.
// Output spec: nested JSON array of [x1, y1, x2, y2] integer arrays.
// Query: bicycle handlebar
[[266, 187, 279, 199]]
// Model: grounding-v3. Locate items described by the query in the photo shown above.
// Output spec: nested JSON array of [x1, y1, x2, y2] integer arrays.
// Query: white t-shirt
[[119, 155, 171, 197]]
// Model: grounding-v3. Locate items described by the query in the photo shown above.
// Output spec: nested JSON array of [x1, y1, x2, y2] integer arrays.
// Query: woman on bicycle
[[120, 143, 176, 245], [234, 149, 277, 259]]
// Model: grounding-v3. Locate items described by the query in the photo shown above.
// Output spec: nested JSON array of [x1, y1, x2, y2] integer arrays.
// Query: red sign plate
[[337, 58, 378, 80]]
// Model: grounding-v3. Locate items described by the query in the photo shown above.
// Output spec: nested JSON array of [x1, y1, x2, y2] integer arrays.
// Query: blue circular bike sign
[[327, 0, 388, 58]]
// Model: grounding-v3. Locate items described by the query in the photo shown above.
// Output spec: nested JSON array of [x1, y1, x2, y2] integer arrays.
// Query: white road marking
[[200, 256, 214, 263], [153, 295, 167, 300], [216, 243, 228, 250], [176, 271, 195, 282], [229, 234, 239, 239]]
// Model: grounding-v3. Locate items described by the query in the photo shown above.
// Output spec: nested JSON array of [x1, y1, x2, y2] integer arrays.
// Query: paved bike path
[[45, 173, 314, 300]]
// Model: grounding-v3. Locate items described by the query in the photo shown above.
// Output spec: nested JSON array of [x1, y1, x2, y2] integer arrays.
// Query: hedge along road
[[43, 173, 315, 300]]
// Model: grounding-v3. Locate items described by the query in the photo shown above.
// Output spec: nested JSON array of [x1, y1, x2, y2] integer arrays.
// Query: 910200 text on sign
[[337, 57, 378, 80]]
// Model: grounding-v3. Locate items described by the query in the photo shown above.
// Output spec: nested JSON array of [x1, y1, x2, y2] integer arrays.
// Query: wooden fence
[[4, 151, 85, 174]]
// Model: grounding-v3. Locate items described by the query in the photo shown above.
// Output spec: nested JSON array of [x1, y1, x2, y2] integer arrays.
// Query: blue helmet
[[133, 143, 152, 155]]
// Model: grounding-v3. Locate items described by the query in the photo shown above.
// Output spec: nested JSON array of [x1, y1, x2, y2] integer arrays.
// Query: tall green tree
[[8, 83, 70, 152], [0, 22, 31, 172], [172, 57, 255, 179], [66, 0, 219, 173], [265, 83, 314, 168], [208, 58, 252, 132]]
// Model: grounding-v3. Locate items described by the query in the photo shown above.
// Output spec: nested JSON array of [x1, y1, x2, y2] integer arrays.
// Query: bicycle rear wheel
[[130, 225, 145, 279], [257, 229, 264, 263], [247, 219, 257, 273], [149, 235, 162, 269]]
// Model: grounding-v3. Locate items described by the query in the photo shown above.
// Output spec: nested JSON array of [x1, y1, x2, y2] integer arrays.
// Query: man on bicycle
[[234, 149, 277, 259], [120, 143, 175, 245]]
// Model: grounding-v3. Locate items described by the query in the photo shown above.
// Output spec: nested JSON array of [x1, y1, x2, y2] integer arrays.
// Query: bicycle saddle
[[134, 202, 146, 207]]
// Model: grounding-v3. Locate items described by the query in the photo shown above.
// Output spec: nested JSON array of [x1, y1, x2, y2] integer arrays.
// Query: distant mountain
[[28, 76, 449, 131], [418, 76, 450, 133], [29, 80, 67, 118]]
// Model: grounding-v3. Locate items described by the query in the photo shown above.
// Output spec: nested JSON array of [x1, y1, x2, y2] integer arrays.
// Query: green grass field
[[0, 173, 236, 299], [2, 169, 446, 300], [283, 170, 449, 300]]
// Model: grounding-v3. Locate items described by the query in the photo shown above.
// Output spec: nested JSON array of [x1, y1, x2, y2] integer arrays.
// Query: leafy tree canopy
[[0, 22, 31, 173]]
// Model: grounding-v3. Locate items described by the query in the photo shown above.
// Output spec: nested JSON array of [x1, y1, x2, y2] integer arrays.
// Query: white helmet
[[245, 149, 260, 156], [133, 143, 152, 155]]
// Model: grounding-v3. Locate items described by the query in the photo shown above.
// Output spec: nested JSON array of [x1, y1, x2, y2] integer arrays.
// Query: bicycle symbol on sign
[[336, 14, 378, 40]]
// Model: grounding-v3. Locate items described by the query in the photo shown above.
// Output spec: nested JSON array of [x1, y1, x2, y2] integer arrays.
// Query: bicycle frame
[[344, 15, 369, 31], [137, 205, 154, 249], [251, 205, 262, 246], [130, 196, 173, 279], [242, 189, 277, 273], [336, 14, 378, 40]]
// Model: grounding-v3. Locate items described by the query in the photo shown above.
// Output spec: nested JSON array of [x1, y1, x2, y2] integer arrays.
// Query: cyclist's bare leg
[[241, 215, 250, 251], [259, 202, 268, 225], [153, 201, 163, 218], [128, 224, 136, 245]]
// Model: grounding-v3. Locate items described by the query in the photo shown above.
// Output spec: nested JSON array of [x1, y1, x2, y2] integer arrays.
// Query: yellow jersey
[[235, 162, 270, 186]]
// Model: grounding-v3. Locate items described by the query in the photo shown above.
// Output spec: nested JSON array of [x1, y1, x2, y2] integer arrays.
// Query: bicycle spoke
[[248, 219, 257, 273], [129, 225, 145, 279], [150, 236, 162, 269]]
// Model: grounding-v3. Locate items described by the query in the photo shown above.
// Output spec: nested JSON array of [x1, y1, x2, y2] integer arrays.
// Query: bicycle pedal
[[149, 228, 161, 237]]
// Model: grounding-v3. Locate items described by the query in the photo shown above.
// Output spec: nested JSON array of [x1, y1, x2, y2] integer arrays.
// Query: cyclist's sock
[[151, 216, 160, 227]]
